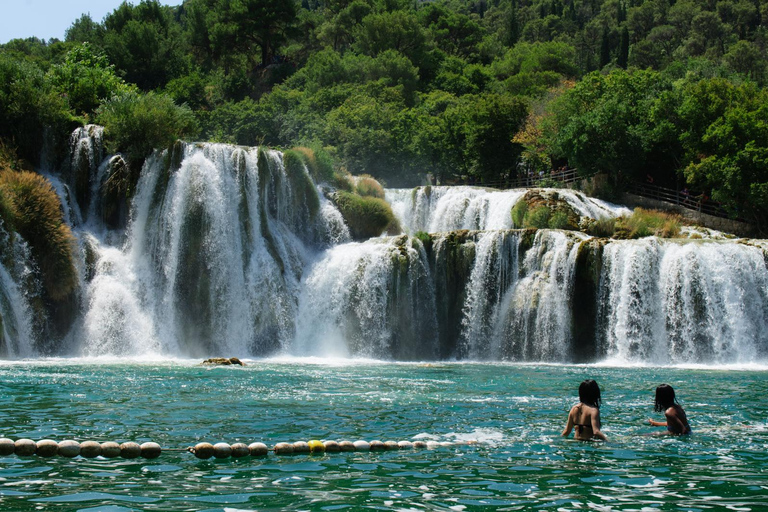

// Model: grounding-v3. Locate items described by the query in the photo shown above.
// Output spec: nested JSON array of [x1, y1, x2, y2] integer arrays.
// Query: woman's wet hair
[[654, 384, 677, 411], [578, 379, 602, 408]]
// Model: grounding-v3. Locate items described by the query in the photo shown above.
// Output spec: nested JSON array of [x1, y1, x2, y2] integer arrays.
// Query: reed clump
[[0, 169, 77, 301]]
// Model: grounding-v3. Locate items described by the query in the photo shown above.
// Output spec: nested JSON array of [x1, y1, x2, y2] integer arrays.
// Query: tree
[[186, 0, 298, 68], [48, 43, 131, 116], [102, 0, 187, 90]]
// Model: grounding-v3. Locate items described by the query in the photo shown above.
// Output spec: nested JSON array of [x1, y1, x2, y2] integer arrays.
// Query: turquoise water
[[0, 361, 767, 511]]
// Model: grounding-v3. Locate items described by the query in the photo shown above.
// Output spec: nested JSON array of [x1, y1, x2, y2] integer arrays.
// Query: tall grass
[[0, 170, 77, 300]]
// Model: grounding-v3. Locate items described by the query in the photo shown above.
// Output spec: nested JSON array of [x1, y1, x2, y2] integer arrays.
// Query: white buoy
[[353, 440, 370, 451], [292, 441, 310, 454], [230, 443, 250, 458], [191, 442, 214, 459], [413, 441, 427, 449], [101, 442, 121, 458], [273, 442, 293, 455], [323, 440, 340, 453], [0, 438, 14, 456], [120, 442, 141, 459], [384, 441, 399, 450], [80, 441, 101, 458], [369, 440, 385, 451], [426, 441, 440, 449], [398, 441, 414, 449], [248, 442, 268, 456], [338, 441, 355, 452], [213, 443, 232, 459], [14, 439, 36, 456], [36, 440, 58, 457], [140, 442, 162, 459], [58, 440, 81, 458]]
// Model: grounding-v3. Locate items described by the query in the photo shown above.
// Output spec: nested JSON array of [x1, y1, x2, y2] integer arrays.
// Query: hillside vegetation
[[1, 0, 767, 228]]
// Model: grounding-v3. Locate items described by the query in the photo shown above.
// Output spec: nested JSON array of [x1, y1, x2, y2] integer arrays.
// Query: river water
[[1, 360, 766, 511]]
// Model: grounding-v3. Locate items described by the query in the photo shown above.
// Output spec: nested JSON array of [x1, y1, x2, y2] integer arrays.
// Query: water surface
[[0, 361, 766, 511]]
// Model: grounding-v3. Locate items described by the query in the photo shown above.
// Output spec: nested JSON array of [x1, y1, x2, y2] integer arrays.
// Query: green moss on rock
[[333, 190, 397, 241]]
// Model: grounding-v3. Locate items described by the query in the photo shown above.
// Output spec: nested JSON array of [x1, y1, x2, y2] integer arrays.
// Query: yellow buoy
[[307, 440, 325, 453]]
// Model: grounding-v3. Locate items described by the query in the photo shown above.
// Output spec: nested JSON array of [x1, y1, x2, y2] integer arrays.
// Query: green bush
[[95, 90, 198, 194], [548, 210, 570, 229], [0, 170, 77, 301], [523, 206, 551, 229], [292, 145, 335, 184], [333, 190, 397, 240], [355, 174, 385, 199], [511, 200, 528, 227]]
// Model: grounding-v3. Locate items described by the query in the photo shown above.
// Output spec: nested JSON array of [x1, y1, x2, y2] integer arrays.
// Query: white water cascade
[[386, 186, 631, 234], [2, 127, 767, 364], [77, 143, 344, 356], [598, 239, 768, 364]]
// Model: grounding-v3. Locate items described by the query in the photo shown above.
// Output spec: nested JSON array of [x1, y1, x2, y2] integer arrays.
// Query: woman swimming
[[648, 384, 691, 435], [562, 379, 607, 441]]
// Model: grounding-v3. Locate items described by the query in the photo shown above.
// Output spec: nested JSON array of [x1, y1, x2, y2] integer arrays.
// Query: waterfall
[[78, 143, 343, 357], [455, 230, 586, 361], [5, 126, 768, 364], [599, 240, 768, 364], [293, 235, 438, 359], [386, 186, 631, 234]]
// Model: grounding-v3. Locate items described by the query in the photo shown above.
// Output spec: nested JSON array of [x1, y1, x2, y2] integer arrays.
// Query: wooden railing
[[628, 182, 737, 220], [465, 168, 582, 189]]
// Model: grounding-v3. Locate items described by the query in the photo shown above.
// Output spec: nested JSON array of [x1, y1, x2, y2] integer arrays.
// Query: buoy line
[[0, 438, 476, 460]]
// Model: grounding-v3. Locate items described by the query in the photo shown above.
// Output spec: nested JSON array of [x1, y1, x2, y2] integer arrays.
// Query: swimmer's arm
[[561, 407, 574, 437], [648, 418, 667, 427], [591, 411, 607, 441]]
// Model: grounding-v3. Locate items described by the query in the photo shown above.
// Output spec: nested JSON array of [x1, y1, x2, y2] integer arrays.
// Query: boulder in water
[[201, 357, 245, 366]]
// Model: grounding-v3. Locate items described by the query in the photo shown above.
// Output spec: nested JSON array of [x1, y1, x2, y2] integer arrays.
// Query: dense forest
[[1, 0, 767, 226]]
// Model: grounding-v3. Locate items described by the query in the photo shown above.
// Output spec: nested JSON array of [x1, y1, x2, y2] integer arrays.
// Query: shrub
[[333, 190, 397, 240], [0, 170, 77, 301], [585, 217, 617, 238], [96, 90, 198, 194], [548, 210, 570, 229], [523, 206, 551, 229], [292, 145, 335, 184], [511, 200, 528, 227], [355, 174, 385, 199], [617, 208, 681, 239]]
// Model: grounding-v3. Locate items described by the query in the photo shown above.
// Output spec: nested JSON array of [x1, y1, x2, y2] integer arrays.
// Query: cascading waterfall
[[386, 186, 631, 234], [456, 230, 586, 361], [293, 235, 438, 359], [3, 126, 767, 364], [599, 240, 768, 364], [78, 143, 343, 357]]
